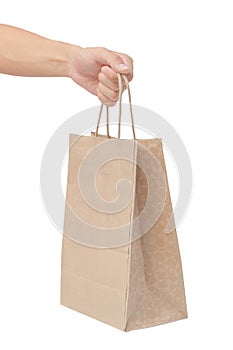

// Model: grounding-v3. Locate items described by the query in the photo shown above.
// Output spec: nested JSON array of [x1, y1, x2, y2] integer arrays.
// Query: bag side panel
[[126, 139, 187, 331]]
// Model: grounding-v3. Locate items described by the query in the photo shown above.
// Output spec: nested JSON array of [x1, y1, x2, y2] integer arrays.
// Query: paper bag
[[61, 75, 187, 331]]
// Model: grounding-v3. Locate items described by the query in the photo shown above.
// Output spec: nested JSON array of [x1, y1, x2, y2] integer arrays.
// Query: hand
[[0, 25, 133, 105], [68, 46, 133, 106]]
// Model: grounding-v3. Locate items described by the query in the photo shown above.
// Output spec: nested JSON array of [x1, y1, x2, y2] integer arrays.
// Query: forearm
[[0, 24, 77, 77], [0, 24, 133, 104]]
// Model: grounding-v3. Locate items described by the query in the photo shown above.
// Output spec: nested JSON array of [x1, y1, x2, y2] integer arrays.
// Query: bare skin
[[0, 24, 133, 105]]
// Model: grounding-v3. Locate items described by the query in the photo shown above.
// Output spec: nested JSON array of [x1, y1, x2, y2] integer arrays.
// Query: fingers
[[97, 68, 122, 105], [97, 65, 130, 105], [95, 48, 133, 76], [95, 48, 133, 105], [98, 69, 119, 91], [97, 89, 117, 107], [111, 51, 134, 82]]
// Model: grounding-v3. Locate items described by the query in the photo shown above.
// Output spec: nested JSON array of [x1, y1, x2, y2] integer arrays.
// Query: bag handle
[[96, 103, 110, 138], [95, 73, 136, 140]]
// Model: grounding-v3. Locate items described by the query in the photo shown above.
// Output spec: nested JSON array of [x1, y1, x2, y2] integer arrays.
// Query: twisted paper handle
[[95, 73, 136, 139]]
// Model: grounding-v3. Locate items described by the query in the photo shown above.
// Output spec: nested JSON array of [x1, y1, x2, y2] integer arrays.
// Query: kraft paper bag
[[61, 75, 187, 331]]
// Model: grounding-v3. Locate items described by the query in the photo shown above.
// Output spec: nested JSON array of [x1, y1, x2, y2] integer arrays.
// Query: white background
[[1, 1, 233, 349]]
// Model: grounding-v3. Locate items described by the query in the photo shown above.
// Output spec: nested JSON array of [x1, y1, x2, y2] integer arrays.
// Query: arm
[[0, 24, 133, 105]]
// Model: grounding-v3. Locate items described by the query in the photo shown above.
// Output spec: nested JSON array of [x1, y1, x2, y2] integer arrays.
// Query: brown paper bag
[[61, 75, 187, 331]]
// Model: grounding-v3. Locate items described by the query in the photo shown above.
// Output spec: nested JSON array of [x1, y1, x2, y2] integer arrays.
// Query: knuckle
[[112, 83, 119, 92], [128, 73, 133, 82], [96, 46, 107, 51], [107, 101, 116, 107], [109, 72, 117, 82], [97, 47, 108, 55], [97, 91, 102, 100], [110, 90, 118, 102], [128, 56, 133, 65], [126, 54, 133, 65]]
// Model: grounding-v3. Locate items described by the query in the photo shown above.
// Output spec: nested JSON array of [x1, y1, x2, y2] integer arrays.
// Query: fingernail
[[102, 66, 108, 73], [117, 63, 129, 70]]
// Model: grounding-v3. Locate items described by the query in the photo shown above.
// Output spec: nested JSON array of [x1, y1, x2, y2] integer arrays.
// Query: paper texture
[[61, 134, 187, 331]]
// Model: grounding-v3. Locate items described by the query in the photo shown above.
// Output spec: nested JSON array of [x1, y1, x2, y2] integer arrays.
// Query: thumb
[[98, 49, 130, 73]]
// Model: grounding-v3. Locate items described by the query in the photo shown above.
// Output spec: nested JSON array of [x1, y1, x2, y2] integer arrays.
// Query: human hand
[[0, 25, 133, 105], [68, 46, 133, 106]]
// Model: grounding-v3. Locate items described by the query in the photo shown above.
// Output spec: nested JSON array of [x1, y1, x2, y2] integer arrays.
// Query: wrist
[[65, 44, 83, 79], [47, 40, 82, 78]]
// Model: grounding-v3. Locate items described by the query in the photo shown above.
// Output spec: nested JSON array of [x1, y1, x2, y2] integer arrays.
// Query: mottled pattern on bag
[[126, 139, 187, 331], [61, 134, 187, 331]]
